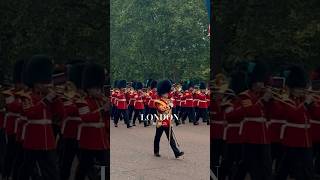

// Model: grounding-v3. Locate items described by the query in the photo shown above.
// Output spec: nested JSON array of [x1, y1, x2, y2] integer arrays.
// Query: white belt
[[77, 122, 105, 140], [267, 119, 286, 127], [61, 117, 81, 134], [22, 119, 52, 140], [223, 123, 241, 140], [117, 99, 126, 102], [239, 117, 266, 135], [4, 112, 20, 128], [310, 119, 320, 125], [280, 122, 310, 139], [14, 116, 27, 133], [186, 99, 193, 101]]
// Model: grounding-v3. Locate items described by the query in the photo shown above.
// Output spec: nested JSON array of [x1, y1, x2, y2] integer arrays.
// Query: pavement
[[110, 121, 210, 180]]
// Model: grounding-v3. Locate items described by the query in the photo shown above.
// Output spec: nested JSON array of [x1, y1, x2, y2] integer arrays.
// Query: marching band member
[[75, 63, 109, 180], [59, 62, 86, 180], [132, 82, 145, 126], [17, 55, 63, 180], [2, 59, 25, 179], [220, 71, 247, 180], [153, 80, 184, 158], [114, 80, 132, 128], [195, 82, 209, 124], [236, 61, 272, 180], [148, 80, 158, 124], [181, 81, 196, 125], [276, 65, 313, 180]]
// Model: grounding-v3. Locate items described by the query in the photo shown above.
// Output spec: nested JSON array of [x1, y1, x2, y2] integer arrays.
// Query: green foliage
[[111, 0, 210, 83], [0, 0, 108, 81], [214, 0, 320, 74]]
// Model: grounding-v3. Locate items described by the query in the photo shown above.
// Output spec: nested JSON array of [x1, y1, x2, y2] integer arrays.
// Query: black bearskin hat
[[82, 63, 105, 89], [248, 60, 269, 86], [199, 82, 206, 89], [68, 63, 87, 89], [187, 81, 194, 89], [136, 82, 143, 90], [230, 71, 248, 94], [118, 80, 126, 89], [182, 81, 188, 91], [13, 59, 26, 84], [157, 80, 172, 96], [286, 65, 308, 88], [114, 80, 119, 88], [150, 80, 157, 89], [146, 79, 153, 88], [27, 55, 53, 85]]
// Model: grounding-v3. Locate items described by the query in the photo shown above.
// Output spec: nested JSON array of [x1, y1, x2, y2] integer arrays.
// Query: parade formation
[[211, 60, 320, 180], [0, 55, 109, 180]]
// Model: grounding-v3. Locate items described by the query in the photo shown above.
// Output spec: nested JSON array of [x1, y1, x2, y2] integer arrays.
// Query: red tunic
[[309, 100, 320, 143], [23, 92, 64, 150], [116, 91, 127, 109], [183, 90, 194, 107], [224, 98, 244, 144], [3, 89, 22, 136], [239, 90, 269, 144], [148, 89, 158, 108], [197, 92, 208, 108], [61, 95, 82, 139], [134, 91, 145, 110], [77, 95, 109, 150], [281, 97, 312, 148], [211, 97, 225, 140]]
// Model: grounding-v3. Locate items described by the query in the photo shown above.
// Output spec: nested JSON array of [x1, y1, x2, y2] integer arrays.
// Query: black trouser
[[132, 109, 144, 125], [111, 105, 117, 120], [271, 143, 283, 174], [211, 139, 225, 178], [171, 107, 179, 124], [178, 107, 185, 120], [181, 107, 195, 123], [75, 149, 109, 180], [17, 150, 60, 180], [154, 126, 181, 157], [114, 109, 130, 126], [128, 105, 134, 121], [276, 147, 313, 180], [59, 138, 79, 180], [314, 143, 320, 175], [0, 129, 6, 176], [3, 134, 17, 178], [12, 143, 37, 180], [149, 108, 157, 122], [235, 144, 272, 180], [220, 143, 245, 180], [196, 108, 208, 123]]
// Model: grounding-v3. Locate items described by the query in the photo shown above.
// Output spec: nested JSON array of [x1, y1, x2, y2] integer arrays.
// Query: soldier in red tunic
[[235, 61, 272, 180], [17, 55, 63, 180], [114, 80, 132, 128], [75, 63, 109, 180], [153, 80, 184, 158], [181, 81, 197, 125], [58, 62, 86, 180], [195, 82, 209, 124], [219, 71, 247, 180], [132, 82, 145, 126], [110, 80, 119, 120], [276, 65, 313, 180], [2, 59, 25, 179], [148, 80, 158, 124]]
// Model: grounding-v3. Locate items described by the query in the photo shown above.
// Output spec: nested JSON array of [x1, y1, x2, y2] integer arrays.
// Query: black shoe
[[115, 124, 118, 127], [127, 125, 132, 128], [133, 124, 136, 126], [175, 151, 184, 158], [182, 121, 185, 124], [193, 122, 199, 125], [154, 153, 161, 157]]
